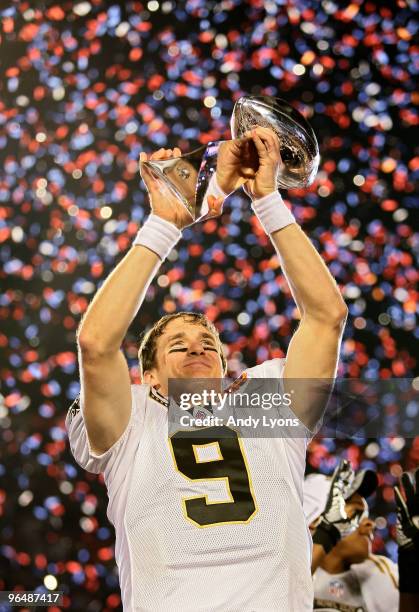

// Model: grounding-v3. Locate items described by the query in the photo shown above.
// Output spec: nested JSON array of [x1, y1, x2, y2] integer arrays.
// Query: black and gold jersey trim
[[67, 395, 81, 424], [149, 385, 169, 408]]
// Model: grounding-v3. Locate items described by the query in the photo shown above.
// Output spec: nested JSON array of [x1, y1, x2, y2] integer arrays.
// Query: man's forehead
[[160, 318, 215, 342]]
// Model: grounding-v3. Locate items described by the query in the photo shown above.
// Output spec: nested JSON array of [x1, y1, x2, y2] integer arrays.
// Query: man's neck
[[320, 538, 370, 575]]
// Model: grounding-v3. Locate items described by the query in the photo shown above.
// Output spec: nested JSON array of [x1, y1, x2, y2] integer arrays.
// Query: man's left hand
[[215, 138, 258, 195], [243, 126, 283, 200]]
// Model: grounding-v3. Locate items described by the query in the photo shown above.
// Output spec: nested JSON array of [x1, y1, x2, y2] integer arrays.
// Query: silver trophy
[[140, 95, 320, 222]]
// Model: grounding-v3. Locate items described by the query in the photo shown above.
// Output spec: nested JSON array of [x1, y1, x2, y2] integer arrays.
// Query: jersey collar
[[148, 385, 169, 408], [148, 373, 248, 410]]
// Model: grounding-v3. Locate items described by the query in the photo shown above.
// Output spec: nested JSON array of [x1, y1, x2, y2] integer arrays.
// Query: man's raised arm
[[77, 148, 218, 454], [242, 127, 347, 431]]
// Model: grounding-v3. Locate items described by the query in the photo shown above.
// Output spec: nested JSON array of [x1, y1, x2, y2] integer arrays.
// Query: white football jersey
[[313, 556, 399, 612], [66, 358, 314, 611]]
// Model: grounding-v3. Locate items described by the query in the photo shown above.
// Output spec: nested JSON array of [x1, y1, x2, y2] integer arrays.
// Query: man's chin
[[168, 375, 223, 400]]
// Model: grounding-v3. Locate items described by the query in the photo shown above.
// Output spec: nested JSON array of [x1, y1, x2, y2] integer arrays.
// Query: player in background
[[306, 460, 377, 573], [304, 466, 399, 611], [313, 516, 399, 612], [66, 127, 348, 610]]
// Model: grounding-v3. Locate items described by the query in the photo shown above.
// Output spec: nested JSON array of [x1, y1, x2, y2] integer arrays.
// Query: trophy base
[[140, 141, 227, 222]]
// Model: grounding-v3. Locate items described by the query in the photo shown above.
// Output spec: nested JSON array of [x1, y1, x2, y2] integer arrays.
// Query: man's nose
[[187, 342, 205, 355]]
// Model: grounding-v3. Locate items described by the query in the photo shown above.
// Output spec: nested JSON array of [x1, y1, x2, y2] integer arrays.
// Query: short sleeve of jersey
[[244, 357, 315, 439], [65, 384, 145, 476], [244, 356, 286, 379]]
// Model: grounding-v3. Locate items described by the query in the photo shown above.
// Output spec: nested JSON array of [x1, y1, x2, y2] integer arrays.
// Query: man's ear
[[143, 369, 160, 387]]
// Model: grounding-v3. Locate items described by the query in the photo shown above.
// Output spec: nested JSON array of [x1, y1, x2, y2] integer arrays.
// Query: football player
[[66, 127, 347, 610], [305, 467, 399, 611]]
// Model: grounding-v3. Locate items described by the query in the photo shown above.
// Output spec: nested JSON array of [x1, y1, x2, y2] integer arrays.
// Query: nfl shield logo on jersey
[[329, 579, 344, 598], [192, 404, 214, 419]]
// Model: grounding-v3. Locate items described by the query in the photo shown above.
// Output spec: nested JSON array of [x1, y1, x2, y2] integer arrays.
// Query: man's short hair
[[138, 311, 227, 378]]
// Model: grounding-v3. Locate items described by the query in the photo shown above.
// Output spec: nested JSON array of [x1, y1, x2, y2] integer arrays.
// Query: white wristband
[[200, 173, 228, 218], [251, 191, 296, 235], [133, 214, 182, 260], [208, 173, 228, 199]]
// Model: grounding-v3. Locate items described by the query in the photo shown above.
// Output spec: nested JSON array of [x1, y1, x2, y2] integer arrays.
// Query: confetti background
[[0, 0, 418, 609]]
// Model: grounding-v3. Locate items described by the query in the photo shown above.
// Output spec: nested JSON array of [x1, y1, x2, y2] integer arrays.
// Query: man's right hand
[[140, 148, 223, 229]]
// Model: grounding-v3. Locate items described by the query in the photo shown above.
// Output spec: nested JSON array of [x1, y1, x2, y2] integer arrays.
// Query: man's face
[[144, 317, 224, 394], [345, 492, 369, 522], [339, 516, 376, 561]]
